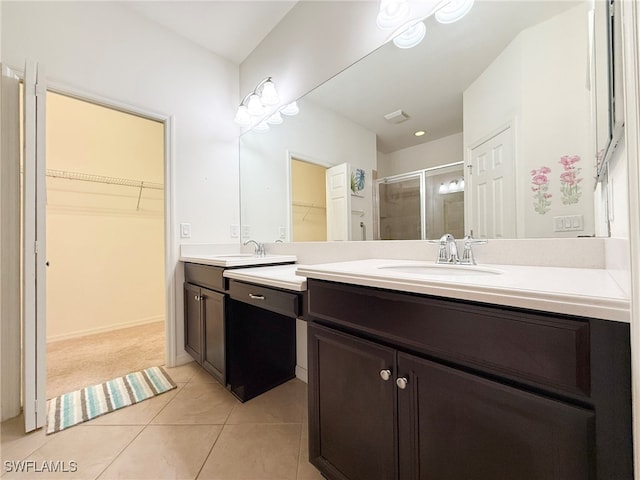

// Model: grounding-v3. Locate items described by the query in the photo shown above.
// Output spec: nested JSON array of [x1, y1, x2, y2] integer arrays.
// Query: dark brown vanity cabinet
[[307, 279, 632, 480], [184, 263, 226, 384]]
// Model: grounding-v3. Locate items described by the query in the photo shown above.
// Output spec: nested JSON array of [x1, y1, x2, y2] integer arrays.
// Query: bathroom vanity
[[180, 252, 298, 397], [298, 260, 632, 480], [225, 265, 307, 401]]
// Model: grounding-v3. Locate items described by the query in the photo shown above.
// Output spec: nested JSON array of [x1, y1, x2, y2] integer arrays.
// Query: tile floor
[[1, 362, 324, 480]]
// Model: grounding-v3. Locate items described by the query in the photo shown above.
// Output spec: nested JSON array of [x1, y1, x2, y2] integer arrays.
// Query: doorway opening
[[39, 91, 166, 399], [290, 157, 327, 242]]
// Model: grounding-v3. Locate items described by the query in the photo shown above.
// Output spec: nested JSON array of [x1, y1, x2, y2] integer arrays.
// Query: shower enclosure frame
[[374, 162, 464, 241]]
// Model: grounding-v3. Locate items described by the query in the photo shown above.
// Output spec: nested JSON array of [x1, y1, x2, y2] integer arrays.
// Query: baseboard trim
[[47, 316, 165, 343], [296, 365, 308, 383]]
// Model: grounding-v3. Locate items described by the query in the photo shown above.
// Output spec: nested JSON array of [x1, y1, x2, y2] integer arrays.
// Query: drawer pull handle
[[396, 377, 408, 390], [249, 293, 265, 300], [380, 369, 392, 381]]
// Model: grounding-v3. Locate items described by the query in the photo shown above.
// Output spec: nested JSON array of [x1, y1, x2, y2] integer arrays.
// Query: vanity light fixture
[[393, 20, 426, 49], [376, 0, 410, 30], [439, 178, 465, 194], [234, 76, 280, 126], [280, 101, 299, 116], [376, 0, 474, 49], [267, 110, 283, 125]]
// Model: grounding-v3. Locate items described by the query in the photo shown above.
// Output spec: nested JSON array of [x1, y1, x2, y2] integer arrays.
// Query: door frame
[[285, 150, 333, 242], [44, 81, 177, 367], [4, 74, 177, 428]]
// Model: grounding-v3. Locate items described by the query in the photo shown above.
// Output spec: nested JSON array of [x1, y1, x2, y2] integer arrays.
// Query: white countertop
[[296, 259, 630, 322], [179, 253, 297, 268], [223, 264, 307, 291]]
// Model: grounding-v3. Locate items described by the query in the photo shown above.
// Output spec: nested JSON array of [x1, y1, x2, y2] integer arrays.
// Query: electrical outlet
[[180, 223, 191, 238], [230, 224, 239, 238]]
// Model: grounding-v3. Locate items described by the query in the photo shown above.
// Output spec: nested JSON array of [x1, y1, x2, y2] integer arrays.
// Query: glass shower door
[[376, 173, 424, 240]]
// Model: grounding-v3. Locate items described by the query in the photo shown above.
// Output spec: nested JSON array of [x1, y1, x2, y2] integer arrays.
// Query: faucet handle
[[427, 238, 449, 263], [461, 235, 487, 265]]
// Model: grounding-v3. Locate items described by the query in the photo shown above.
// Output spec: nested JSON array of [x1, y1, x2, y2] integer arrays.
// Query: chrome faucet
[[430, 233, 487, 264], [243, 239, 266, 257], [432, 234, 460, 264]]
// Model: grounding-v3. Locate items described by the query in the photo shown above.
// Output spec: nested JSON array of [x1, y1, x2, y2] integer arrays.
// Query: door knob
[[396, 377, 408, 389], [379, 369, 392, 381]]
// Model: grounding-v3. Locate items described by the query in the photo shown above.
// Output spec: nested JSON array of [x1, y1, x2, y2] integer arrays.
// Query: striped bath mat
[[46, 366, 176, 434]]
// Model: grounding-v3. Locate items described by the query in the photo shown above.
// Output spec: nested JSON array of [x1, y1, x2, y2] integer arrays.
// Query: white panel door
[[326, 163, 351, 241], [23, 62, 47, 432], [468, 127, 516, 238]]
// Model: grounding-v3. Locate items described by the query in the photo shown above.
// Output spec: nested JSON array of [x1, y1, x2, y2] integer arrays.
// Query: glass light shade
[[438, 182, 448, 194], [435, 0, 474, 24], [376, 0, 410, 30], [458, 178, 465, 191], [260, 79, 279, 106], [280, 101, 299, 116], [267, 111, 283, 125], [393, 21, 426, 49], [246, 93, 265, 116], [254, 121, 270, 132], [234, 105, 251, 126], [448, 180, 457, 192]]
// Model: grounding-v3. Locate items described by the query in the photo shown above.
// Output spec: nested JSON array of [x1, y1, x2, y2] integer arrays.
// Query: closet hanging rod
[[46, 169, 163, 190]]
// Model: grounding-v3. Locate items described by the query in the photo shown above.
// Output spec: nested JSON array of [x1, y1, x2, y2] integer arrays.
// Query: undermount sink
[[378, 264, 504, 276]]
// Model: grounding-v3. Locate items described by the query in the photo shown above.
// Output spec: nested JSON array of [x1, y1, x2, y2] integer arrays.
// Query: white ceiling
[[123, 1, 298, 65]]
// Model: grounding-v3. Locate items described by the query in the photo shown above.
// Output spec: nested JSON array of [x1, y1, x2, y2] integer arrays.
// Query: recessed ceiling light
[[414, 130, 426, 137]]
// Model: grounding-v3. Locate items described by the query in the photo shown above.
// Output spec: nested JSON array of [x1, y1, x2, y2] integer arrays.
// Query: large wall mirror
[[239, 0, 615, 242]]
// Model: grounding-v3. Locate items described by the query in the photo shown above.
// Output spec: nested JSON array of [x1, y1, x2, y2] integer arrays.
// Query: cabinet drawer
[[307, 279, 590, 397], [229, 280, 300, 318], [185, 262, 225, 291]]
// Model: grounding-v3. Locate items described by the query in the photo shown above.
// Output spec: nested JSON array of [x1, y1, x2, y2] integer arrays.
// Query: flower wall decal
[[559, 154, 582, 204], [530, 166, 552, 214]]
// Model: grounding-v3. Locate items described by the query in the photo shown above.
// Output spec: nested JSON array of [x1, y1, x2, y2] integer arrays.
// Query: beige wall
[[291, 159, 327, 242], [46, 93, 165, 341]]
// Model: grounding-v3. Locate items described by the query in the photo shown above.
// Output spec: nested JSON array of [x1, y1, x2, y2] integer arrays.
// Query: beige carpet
[[46, 321, 165, 400]]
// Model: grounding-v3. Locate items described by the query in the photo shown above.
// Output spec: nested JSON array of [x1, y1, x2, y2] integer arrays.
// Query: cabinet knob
[[194, 295, 200, 301], [396, 377, 408, 390], [379, 369, 392, 381]]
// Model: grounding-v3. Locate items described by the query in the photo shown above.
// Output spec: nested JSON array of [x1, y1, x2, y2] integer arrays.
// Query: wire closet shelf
[[46, 169, 163, 210]]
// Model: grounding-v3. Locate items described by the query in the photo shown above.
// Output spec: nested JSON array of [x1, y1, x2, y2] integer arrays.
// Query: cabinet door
[[308, 323, 397, 480], [202, 288, 225, 384], [184, 283, 202, 362], [397, 352, 595, 480]]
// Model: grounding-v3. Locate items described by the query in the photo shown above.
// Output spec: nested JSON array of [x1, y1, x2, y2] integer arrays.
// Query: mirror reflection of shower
[[375, 162, 464, 240]]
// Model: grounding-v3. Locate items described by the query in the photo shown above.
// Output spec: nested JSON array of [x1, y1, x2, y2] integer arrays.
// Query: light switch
[[241, 225, 251, 238], [230, 224, 239, 238], [279, 226, 286, 239], [180, 223, 191, 238]]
